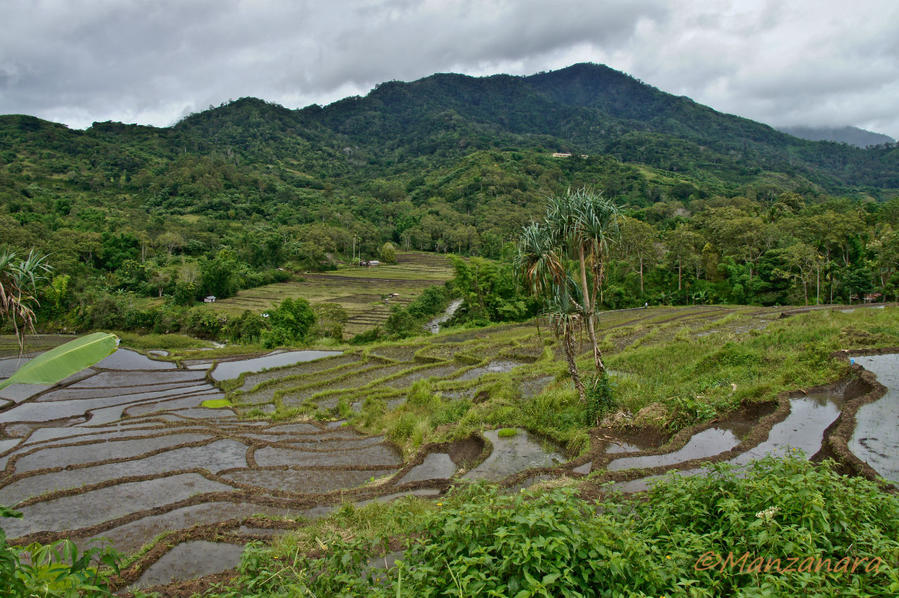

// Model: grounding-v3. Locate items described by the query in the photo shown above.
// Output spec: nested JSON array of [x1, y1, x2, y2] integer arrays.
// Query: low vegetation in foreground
[[208, 456, 899, 597]]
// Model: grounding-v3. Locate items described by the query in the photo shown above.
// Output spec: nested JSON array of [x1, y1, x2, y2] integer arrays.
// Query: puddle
[[849, 354, 899, 484], [0, 394, 174, 425], [573, 462, 591, 474], [0, 383, 51, 403], [166, 407, 236, 420], [11, 432, 211, 473], [254, 444, 402, 468], [615, 395, 841, 493], [3, 416, 88, 438], [399, 453, 456, 483], [211, 351, 342, 381], [132, 541, 245, 589], [123, 392, 218, 417], [464, 429, 564, 482], [425, 299, 462, 334], [39, 381, 210, 402], [223, 468, 395, 494], [0, 440, 247, 505], [357, 488, 442, 505], [0, 355, 35, 378], [95, 349, 175, 370], [0, 438, 20, 453], [730, 396, 840, 465], [69, 370, 207, 389], [267, 422, 325, 434], [608, 428, 739, 471], [2, 474, 235, 540], [80, 502, 292, 555], [455, 360, 526, 382], [605, 442, 643, 454], [24, 426, 166, 447]]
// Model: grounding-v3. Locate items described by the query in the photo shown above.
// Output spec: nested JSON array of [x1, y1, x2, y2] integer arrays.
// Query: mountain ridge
[[3, 62, 898, 192], [777, 125, 895, 148]]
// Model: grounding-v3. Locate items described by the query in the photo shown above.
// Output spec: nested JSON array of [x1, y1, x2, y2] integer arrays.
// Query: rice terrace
[[210, 252, 453, 338], [1, 301, 897, 595], [3, 11, 899, 595]]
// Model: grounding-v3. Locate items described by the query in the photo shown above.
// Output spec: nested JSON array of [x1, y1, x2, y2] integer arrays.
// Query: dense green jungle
[[1, 63, 898, 342], [1, 63, 898, 597]]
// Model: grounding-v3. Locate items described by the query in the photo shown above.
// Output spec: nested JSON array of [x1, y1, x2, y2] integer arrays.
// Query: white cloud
[[0, 0, 897, 138]]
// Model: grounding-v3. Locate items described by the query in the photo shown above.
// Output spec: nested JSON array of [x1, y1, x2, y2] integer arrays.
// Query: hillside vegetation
[[1, 63, 898, 340]]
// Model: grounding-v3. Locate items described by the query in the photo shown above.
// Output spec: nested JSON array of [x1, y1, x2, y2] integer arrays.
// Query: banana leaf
[[0, 332, 119, 391]]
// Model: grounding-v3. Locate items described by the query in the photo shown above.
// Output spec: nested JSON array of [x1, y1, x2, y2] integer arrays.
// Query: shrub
[[1, 505, 121, 597], [585, 372, 616, 424], [379, 242, 397, 264], [262, 298, 315, 347]]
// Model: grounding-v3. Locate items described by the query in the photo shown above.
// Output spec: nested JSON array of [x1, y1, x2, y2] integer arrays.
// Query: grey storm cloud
[[1, 0, 898, 139]]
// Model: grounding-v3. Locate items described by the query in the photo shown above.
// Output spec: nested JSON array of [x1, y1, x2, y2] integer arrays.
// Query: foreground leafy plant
[[1, 506, 122, 597], [210, 456, 898, 597], [0, 332, 118, 391]]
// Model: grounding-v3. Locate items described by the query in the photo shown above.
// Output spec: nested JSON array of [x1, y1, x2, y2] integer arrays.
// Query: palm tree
[[545, 279, 587, 402], [0, 249, 51, 351], [568, 188, 619, 373], [516, 188, 620, 402]]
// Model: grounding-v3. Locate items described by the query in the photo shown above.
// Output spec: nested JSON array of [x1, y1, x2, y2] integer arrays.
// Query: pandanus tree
[[1, 249, 119, 390], [516, 188, 620, 402], [0, 249, 51, 352]]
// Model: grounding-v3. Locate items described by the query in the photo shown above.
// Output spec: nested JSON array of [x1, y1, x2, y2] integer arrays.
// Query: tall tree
[[617, 215, 659, 296], [516, 188, 620, 401]]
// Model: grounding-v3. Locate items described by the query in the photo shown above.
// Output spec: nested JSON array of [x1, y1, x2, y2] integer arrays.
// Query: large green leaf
[[0, 332, 118, 391]]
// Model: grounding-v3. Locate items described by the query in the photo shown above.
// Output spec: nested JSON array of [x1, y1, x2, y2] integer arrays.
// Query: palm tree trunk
[[563, 328, 586, 403], [578, 246, 602, 373]]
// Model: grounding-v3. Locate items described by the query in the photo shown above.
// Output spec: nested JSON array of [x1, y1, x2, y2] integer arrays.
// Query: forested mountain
[[779, 125, 895, 149], [1, 63, 898, 339]]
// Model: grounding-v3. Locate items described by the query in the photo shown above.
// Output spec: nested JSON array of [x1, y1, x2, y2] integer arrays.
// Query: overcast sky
[[2, 0, 898, 138]]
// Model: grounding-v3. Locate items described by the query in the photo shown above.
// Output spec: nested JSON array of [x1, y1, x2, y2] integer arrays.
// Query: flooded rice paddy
[[1, 306, 896, 591], [849, 354, 899, 483]]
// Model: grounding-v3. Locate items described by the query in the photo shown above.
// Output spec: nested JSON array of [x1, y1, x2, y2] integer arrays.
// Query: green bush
[[262, 298, 315, 348], [212, 456, 899, 597], [1, 506, 121, 597], [632, 456, 899, 597], [585, 372, 616, 424]]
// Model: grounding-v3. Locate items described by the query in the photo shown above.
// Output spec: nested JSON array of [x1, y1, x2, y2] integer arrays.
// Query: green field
[[210, 252, 453, 337]]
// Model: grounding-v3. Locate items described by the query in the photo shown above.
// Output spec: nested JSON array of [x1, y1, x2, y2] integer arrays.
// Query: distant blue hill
[[779, 125, 895, 148]]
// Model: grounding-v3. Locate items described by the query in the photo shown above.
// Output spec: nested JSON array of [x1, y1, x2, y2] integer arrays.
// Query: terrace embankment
[[1, 303, 896, 593]]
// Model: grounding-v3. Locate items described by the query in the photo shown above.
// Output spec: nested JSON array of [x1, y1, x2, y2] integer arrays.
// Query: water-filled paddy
[[849, 354, 899, 483], [1, 306, 895, 591], [210, 350, 342, 381]]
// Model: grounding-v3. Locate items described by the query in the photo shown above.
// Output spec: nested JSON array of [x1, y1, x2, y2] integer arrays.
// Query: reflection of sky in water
[[211, 350, 341, 380], [614, 394, 842, 493], [850, 354, 899, 484]]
